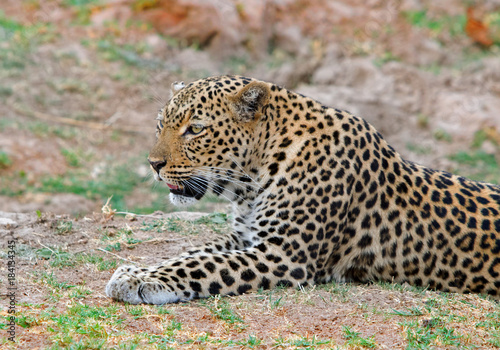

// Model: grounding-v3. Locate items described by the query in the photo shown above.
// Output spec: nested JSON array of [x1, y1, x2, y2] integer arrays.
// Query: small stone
[[125, 213, 137, 221], [481, 140, 497, 155], [0, 218, 18, 228], [420, 317, 442, 328]]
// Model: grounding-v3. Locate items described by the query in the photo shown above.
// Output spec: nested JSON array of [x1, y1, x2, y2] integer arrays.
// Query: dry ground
[[2, 210, 500, 349]]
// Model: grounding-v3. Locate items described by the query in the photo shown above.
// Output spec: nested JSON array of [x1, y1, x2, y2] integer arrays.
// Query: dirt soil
[[2, 210, 500, 349]]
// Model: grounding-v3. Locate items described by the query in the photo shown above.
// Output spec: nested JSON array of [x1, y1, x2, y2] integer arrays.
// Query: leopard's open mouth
[[166, 177, 207, 200]]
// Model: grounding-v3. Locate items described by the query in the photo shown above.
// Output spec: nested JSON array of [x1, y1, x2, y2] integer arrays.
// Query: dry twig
[[97, 248, 137, 264], [11, 103, 151, 134]]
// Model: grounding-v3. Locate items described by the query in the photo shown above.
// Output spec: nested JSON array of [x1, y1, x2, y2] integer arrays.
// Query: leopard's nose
[[149, 159, 166, 174]]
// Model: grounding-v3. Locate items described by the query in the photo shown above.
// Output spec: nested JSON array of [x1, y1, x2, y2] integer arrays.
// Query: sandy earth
[[2, 210, 500, 349]]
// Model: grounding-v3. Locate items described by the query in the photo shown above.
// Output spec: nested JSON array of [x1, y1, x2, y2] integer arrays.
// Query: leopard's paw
[[105, 265, 180, 304]]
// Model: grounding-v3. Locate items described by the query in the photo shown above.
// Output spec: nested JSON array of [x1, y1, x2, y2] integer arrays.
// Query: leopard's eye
[[187, 125, 204, 135]]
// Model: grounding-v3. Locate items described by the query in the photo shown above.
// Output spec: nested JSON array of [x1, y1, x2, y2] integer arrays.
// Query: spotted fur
[[106, 75, 500, 304]]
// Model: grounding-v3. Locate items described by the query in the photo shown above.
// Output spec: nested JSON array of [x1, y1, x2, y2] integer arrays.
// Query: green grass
[[0, 11, 54, 71], [397, 294, 490, 349], [37, 247, 78, 268], [62, 0, 102, 25], [81, 38, 164, 69], [36, 245, 118, 270], [61, 148, 82, 167], [140, 218, 193, 233], [40, 165, 140, 204], [403, 319, 465, 349], [373, 50, 400, 67], [0, 150, 12, 168], [451, 150, 498, 166], [433, 128, 453, 142], [35, 271, 76, 290], [476, 309, 500, 347], [25, 121, 79, 139], [471, 128, 500, 149], [0, 160, 165, 212], [194, 212, 232, 234], [390, 307, 425, 317], [1, 301, 131, 349], [203, 296, 245, 326], [104, 242, 122, 252], [376, 280, 428, 294], [0, 11, 25, 35], [0, 85, 13, 98], [403, 10, 466, 38], [50, 306, 115, 346], [272, 336, 333, 348], [406, 142, 432, 155], [268, 291, 286, 309], [79, 253, 118, 271], [342, 325, 377, 348], [63, 0, 101, 6], [139, 214, 230, 236], [126, 305, 146, 318], [68, 286, 92, 299], [450, 150, 500, 184], [56, 220, 74, 235], [317, 280, 352, 302]]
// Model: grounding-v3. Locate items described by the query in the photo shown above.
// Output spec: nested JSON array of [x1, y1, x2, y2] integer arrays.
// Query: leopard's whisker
[[184, 177, 236, 205], [226, 154, 264, 190], [193, 169, 262, 193], [189, 176, 252, 206], [197, 166, 259, 183]]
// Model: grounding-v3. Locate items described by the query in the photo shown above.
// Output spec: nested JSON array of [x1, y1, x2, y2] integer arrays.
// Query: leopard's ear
[[170, 81, 185, 98], [229, 81, 270, 122]]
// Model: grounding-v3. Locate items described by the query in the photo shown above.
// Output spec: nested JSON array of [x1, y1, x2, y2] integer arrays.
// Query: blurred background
[[0, 0, 499, 216]]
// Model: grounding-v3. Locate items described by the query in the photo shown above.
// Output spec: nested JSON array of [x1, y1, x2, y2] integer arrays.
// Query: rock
[[399, 0, 424, 12], [0, 217, 18, 228], [90, 3, 132, 27], [144, 34, 168, 55], [312, 57, 381, 87], [481, 140, 498, 155], [381, 62, 429, 113], [427, 91, 492, 140], [267, 60, 313, 87], [133, 0, 364, 58], [137, 0, 272, 57], [272, 22, 304, 55], [56, 43, 91, 66], [416, 39, 446, 66], [0, 212, 32, 228], [136, 164, 150, 178], [161, 211, 209, 221], [172, 48, 219, 74], [33, 2, 68, 24]]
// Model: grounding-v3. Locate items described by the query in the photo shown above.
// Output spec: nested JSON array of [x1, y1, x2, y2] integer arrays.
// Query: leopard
[[106, 75, 500, 304]]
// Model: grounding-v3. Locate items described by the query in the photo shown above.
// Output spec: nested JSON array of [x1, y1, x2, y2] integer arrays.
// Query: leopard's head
[[148, 76, 270, 206]]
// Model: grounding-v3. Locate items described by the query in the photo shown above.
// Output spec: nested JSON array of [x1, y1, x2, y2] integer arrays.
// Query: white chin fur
[[169, 193, 198, 207]]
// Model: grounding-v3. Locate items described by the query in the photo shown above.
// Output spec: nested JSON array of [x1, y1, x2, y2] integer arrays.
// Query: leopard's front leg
[[106, 247, 308, 304]]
